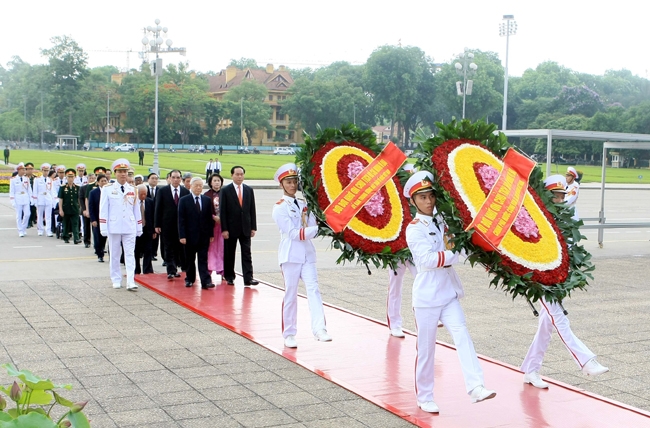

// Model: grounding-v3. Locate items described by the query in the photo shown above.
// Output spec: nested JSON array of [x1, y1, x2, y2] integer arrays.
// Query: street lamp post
[[500, 14, 517, 131], [141, 19, 186, 175], [106, 91, 111, 147], [40, 91, 44, 148], [454, 49, 478, 119]]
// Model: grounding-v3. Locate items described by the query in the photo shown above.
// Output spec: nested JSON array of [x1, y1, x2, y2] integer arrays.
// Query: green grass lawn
[[539, 163, 650, 184], [5, 150, 649, 183], [7, 150, 295, 180]]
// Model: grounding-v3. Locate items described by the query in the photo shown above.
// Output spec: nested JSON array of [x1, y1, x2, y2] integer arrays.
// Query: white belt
[[418, 265, 451, 272]]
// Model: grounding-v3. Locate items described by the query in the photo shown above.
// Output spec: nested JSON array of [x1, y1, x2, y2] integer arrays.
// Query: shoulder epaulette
[[275, 199, 285, 205], [409, 218, 420, 225]]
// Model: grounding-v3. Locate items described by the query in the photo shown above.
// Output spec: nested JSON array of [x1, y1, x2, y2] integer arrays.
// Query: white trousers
[[107, 233, 136, 286], [281, 262, 326, 338], [37, 204, 52, 233], [387, 261, 417, 330], [520, 297, 595, 374], [15, 204, 30, 233], [414, 300, 484, 403]]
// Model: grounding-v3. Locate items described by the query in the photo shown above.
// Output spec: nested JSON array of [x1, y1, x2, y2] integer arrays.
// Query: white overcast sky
[[2, 0, 648, 79]]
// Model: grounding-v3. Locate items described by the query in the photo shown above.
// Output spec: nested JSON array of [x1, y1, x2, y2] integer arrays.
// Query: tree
[[281, 77, 372, 134], [433, 50, 503, 124], [41, 36, 89, 134], [223, 80, 272, 145], [204, 98, 235, 144], [364, 45, 436, 146], [228, 58, 262, 70]]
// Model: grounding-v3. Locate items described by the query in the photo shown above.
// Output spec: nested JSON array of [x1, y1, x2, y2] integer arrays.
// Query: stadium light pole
[[141, 19, 186, 175], [455, 49, 477, 119], [500, 14, 517, 130]]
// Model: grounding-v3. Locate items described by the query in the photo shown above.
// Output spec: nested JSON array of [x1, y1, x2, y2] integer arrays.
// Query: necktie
[[293, 198, 300, 209], [237, 185, 243, 206], [140, 200, 146, 227], [174, 188, 179, 205], [195, 196, 201, 212]]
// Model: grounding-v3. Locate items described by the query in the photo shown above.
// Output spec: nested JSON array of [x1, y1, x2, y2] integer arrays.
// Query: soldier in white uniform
[[565, 166, 580, 221], [404, 171, 496, 413], [271, 163, 331, 348], [9, 162, 33, 237], [386, 163, 418, 338], [33, 163, 54, 236], [521, 175, 608, 389], [99, 158, 143, 291], [73, 163, 88, 186]]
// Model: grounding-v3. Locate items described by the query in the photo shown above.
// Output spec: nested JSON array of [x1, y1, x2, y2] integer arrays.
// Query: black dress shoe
[[98, 257, 104, 263], [201, 283, 215, 289], [64, 240, 69, 244], [185, 281, 193, 287], [245, 280, 259, 286], [74, 240, 81, 245], [226, 280, 234, 286], [152, 257, 158, 261], [85, 243, 90, 248], [162, 261, 167, 267], [167, 274, 174, 280], [173, 273, 181, 278]]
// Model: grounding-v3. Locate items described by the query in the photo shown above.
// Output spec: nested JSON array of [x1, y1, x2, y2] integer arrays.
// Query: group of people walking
[[8, 157, 608, 414]]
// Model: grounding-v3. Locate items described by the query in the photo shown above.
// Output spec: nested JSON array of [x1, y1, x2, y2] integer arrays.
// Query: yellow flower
[[448, 144, 563, 271], [321, 145, 404, 242]]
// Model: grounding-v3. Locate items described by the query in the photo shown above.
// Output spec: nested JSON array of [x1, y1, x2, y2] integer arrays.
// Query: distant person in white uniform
[[387, 163, 418, 338], [33, 163, 54, 236], [404, 171, 496, 414], [9, 162, 32, 237], [520, 174, 608, 389], [271, 163, 331, 348], [99, 158, 143, 291], [565, 166, 580, 220]]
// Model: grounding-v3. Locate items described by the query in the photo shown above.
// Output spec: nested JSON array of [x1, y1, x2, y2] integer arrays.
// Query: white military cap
[[41, 163, 51, 169], [56, 165, 66, 172], [274, 163, 299, 183], [16, 162, 25, 170], [566, 167, 578, 178], [111, 158, 130, 171], [544, 174, 568, 193], [134, 174, 144, 180], [76, 163, 86, 170], [403, 171, 435, 198], [403, 163, 417, 174]]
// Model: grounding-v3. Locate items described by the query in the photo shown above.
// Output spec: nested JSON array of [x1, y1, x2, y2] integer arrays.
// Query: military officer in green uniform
[[58, 168, 81, 244]]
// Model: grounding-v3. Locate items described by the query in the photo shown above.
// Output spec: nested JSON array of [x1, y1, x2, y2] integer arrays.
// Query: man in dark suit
[[78, 173, 95, 248], [135, 185, 155, 274], [154, 169, 190, 280], [88, 174, 108, 262], [146, 172, 162, 262], [178, 177, 215, 289], [219, 165, 258, 286]]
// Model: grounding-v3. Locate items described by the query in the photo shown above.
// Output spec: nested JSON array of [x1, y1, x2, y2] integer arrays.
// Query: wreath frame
[[414, 120, 594, 303], [297, 124, 413, 273]]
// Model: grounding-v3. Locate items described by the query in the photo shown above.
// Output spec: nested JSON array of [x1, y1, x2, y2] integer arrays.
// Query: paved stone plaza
[[0, 185, 649, 427]]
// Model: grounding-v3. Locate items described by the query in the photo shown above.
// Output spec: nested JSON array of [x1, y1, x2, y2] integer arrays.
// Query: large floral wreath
[[297, 125, 412, 272], [415, 120, 594, 303]]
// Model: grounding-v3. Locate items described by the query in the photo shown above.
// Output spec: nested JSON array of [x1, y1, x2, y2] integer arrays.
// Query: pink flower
[[477, 164, 539, 238], [348, 161, 385, 217]]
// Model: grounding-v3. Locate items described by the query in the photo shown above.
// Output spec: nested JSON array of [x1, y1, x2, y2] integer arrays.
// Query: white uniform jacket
[[406, 211, 464, 308], [74, 176, 88, 186], [33, 176, 53, 206], [271, 196, 318, 265], [9, 176, 32, 206], [565, 181, 580, 220], [52, 177, 65, 205], [99, 182, 143, 236]]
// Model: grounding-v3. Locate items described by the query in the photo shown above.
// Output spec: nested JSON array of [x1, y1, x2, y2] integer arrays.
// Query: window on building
[[277, 108, 285, 121], [289, 131, 295, 140], [269, 95, 273, 101], [267, 130, 273, 139]]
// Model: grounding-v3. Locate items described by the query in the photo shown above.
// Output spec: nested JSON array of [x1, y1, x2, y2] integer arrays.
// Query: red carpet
[[136, 273, 650, 427]]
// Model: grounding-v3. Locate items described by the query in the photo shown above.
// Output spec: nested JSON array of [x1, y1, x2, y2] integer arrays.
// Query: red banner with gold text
[[324, 142, 406, 233], [466, 148, 536, 249]]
